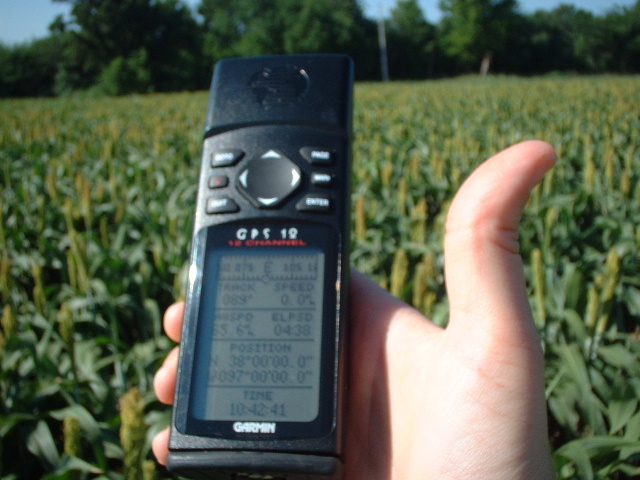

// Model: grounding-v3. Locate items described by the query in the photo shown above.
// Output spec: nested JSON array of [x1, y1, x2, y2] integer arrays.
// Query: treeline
[[1, 0, 640, 97]]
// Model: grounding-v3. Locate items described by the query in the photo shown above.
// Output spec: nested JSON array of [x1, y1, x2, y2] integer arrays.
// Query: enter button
[[296, 194, 332, 212]]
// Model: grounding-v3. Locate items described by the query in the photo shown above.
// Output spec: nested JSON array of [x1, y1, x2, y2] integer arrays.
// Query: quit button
[[206, 196, 240, 214]]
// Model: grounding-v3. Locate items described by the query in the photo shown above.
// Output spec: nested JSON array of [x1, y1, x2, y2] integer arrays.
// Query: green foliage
[[1, 76, 639, 478], [198, 0, 371, 73], [527, 5, 606, 73], [94, 49, 153, 96], [386, 0, 437, 79], [438, 0, 519, 72], [601, 2, 640, 73], [4, 0, 640, 96], [0, 36, 66, 97], [51, 0, 207, 94], [120, 388, 148, 480], [0, 92, 201, 478]]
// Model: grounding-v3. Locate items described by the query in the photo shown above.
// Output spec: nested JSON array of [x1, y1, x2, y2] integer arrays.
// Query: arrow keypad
[[237, 150, 301, 208], [205, 140, 339, 216]]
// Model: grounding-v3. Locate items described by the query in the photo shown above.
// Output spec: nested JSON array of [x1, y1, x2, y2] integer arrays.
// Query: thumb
[[438, 139, 557, 479], [444, 140, 556, 338]]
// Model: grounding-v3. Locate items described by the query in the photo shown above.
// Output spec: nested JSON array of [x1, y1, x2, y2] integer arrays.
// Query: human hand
[[153, 140, 558, 479]]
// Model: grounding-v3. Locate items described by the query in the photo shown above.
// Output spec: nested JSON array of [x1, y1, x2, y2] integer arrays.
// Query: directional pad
[[237, 150, 301, 208]]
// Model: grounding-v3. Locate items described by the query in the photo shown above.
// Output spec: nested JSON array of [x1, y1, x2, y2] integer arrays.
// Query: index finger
[[163, 302, 184, 342]]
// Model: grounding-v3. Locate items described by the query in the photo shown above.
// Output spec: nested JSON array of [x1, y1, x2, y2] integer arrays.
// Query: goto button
[[211, 149, 244, 167], [296, 194, 332, 212], [300, 147, 334, 165]]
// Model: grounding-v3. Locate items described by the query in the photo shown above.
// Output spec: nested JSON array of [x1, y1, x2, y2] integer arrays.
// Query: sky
[[0, 0, 637, 46]]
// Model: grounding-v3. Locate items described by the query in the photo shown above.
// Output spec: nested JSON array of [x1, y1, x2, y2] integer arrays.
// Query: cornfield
[[1, 76, 639, 479]]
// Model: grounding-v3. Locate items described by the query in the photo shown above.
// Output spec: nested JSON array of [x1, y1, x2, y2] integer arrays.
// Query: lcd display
[[191, 249, 326, 423]]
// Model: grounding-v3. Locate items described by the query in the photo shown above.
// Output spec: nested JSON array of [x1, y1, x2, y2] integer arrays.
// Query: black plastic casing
[[167, 55, 353, 480]]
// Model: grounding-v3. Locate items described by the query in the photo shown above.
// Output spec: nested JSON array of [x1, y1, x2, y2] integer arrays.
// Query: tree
[[0, 36, 66, 97], [198, 0, 376, 79], [526, 5, 608, 73], [198, 0, 366, 57], [52, 0, 207, 94], [438, 0, 519, 75], [280, 0, 366, 55], [386, 0, 437, 78], [601, 1, 640, 73], [198, 0, 271, 60]]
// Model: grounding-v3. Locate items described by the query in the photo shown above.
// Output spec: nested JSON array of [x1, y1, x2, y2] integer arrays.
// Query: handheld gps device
[[167, 54, 353, 480]]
